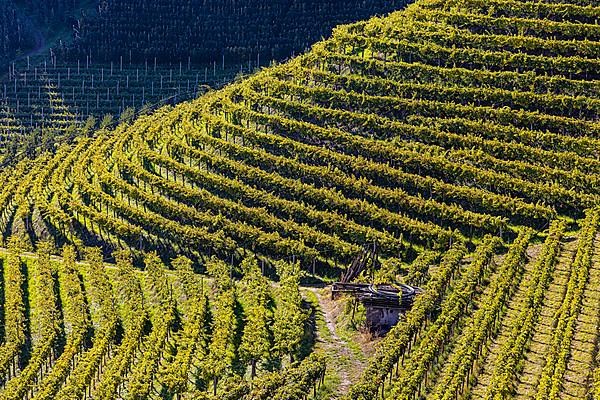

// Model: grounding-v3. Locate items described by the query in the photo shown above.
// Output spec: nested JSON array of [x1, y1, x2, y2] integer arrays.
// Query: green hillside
[[0, 0, 598, 398], [2, 0, 597, 265], [0, 0, 412, 165]]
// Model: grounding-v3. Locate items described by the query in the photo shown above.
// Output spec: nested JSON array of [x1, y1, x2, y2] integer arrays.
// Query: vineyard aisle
[[470, 243, 543, 399], [304, 287, 369, 399], [559, 233, 600, 399], [514, 235, 581, 399]]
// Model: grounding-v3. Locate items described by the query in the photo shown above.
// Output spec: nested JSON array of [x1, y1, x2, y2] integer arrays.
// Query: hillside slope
[[1, 0, 597, 268], [0, 0, 599, 398], [67, 0, 412, 63]]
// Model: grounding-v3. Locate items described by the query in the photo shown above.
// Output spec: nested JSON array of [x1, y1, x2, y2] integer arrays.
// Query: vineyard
[[0, 239, 325, 400], [0, 0, 598, 398], [0, 59, 243, 163], [65, 0, 411, 64], [0, 0, 411, 166]]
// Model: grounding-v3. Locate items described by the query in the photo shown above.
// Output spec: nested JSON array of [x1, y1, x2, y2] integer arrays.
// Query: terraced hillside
[[0, 0, 598, 398], [0, 60, 241, 164], [1, 0, 414, 165], [67, 0, 411, 64], [1, 0, 598, 264]]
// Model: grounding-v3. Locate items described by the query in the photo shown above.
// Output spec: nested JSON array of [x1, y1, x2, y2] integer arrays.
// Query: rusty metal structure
[[332, 243, 423, 334]]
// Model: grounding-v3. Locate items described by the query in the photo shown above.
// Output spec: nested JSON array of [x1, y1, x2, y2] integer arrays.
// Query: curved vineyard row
[[0, 0, 597, 398], [0, 0, 596, 269]]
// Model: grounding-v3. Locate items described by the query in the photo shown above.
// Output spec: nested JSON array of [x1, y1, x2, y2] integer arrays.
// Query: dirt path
[[306, 287, 368, 398]]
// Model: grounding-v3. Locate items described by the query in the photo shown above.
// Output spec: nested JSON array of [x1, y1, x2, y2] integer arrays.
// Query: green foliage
[[204, 284, 237, 394], [120, 107, 137, 125], [373, 256, 402, 285], [82, 116, 97, 137], [239, 256, 272, 377], [0, 0, 598, 398], [100, 114, 114, 129], [273, 261, 307, 364], [206, 256, 233, 291]]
